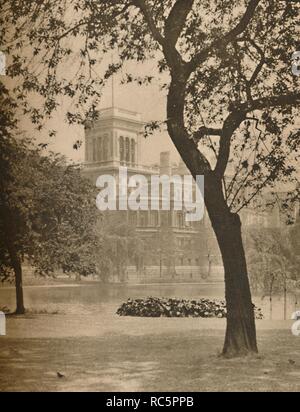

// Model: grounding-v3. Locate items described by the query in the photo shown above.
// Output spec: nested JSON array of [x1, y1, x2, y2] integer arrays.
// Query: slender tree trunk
[[283, 275, 287, 321], [14, 258, 25, 315], [270, 276, 274, 321], [2, 206, 26, 315], [6, 237, 25, 315]]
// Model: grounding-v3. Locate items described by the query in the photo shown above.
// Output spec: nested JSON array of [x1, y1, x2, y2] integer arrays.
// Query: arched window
[[150, 211, 159, 227], [119, 137, 124, 162], [177, 212, 184, 227], [92, 138, 97, 162], [104, 134, 109, 159], [125, 137, 130, 163], [131, 139, 136, 164], [87, 138, 93, 161], [103, 139, 108, 161], [98, 136, 103, 161]]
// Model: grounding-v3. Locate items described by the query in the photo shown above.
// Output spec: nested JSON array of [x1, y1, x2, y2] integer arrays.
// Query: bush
[[117, 297, 263, 319]]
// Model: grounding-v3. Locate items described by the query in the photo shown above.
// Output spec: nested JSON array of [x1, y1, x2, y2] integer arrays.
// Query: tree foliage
[[1, 0, 299, 212], [0, 90, 99, 282], [95, 213, 145, 282], [247, 226, 300, 294]]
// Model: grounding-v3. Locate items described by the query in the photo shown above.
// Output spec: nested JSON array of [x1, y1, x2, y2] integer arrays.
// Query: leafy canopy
[[1, 0, 300, 213]]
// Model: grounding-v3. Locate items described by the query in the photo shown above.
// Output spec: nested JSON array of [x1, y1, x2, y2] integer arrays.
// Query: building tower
[[83, 107, 144, 183]]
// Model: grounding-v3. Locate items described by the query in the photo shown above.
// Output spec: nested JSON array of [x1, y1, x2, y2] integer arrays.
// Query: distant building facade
[[82, 107, 222, 283], [82, 107, 298, 284]]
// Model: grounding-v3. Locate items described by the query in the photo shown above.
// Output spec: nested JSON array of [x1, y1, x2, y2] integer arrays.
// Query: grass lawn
[[1, 327, 300, 392]]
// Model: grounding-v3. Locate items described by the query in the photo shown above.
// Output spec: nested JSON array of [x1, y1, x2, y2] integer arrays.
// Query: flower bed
[[117, 297, 263, 319]]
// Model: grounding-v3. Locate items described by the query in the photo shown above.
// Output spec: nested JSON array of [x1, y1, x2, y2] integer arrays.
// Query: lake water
[[0, 282, 299, 321]]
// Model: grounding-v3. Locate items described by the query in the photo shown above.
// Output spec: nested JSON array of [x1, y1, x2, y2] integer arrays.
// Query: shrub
[[117, 297, 263, 319]]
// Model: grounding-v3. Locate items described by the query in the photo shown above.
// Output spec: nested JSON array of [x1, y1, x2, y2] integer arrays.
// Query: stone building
[[82, 107, 222, 283], [82, 106, 298, 283]]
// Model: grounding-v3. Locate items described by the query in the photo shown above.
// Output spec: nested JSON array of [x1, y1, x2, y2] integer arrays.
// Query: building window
[[150, 211, 159, 227], [98, 136, 103, 161], [154, 211, 159, 226], [93, 138, 97, 162], [177, 212, 184, 227], [131, 139, 136, 164], [103, 138, 108, 161], [125, 137, 130, 163], [140, 212, 148, 227], [87, 139, 93, 161], [110, 135, 114, 159], [119, 137, 124, 162], [129, 212, 137, 226]]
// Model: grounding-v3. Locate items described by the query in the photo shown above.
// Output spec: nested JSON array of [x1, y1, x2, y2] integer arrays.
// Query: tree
[[0, 90, 99, 313], [95, 213, 145, 282], [2, 0, 300, 355], [247, 227, 300, 320]]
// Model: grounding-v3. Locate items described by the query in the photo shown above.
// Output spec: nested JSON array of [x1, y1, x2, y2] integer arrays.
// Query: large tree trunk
[[210, 208, 258, 356], [203, 177, 258, 357], [166, 74, 257, 357]]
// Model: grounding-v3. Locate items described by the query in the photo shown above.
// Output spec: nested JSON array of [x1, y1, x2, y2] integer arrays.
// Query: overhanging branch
[[188, 0, 261, 72], [164, 0, 194, 46], [230, 93, 300, 113], [193, 126, 222, 142], [131, 0, 165, 45], [214, 112, 246, 178]]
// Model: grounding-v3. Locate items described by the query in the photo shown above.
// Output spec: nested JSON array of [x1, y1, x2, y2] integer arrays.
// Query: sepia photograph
[[0, 0, 300, 395]]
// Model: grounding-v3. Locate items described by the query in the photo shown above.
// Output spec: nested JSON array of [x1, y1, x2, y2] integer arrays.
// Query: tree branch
[[224, 0, 261, 41], [188, 0, 261, 72], [193, 126, 222, 142], [230, 92, 300, 113], [213, 91, 299, 179], [214, 112, 246, 178], [164, 0, 194, 46], [132, 0, 165, 45], [132, 0, 186, 70]]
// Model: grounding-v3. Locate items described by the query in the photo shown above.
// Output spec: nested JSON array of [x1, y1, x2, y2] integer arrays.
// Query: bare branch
[[235, 173, 274, 214]]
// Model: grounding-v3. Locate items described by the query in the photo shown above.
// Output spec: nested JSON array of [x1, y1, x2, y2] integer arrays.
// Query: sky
[[18, 58, 181, 166]]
